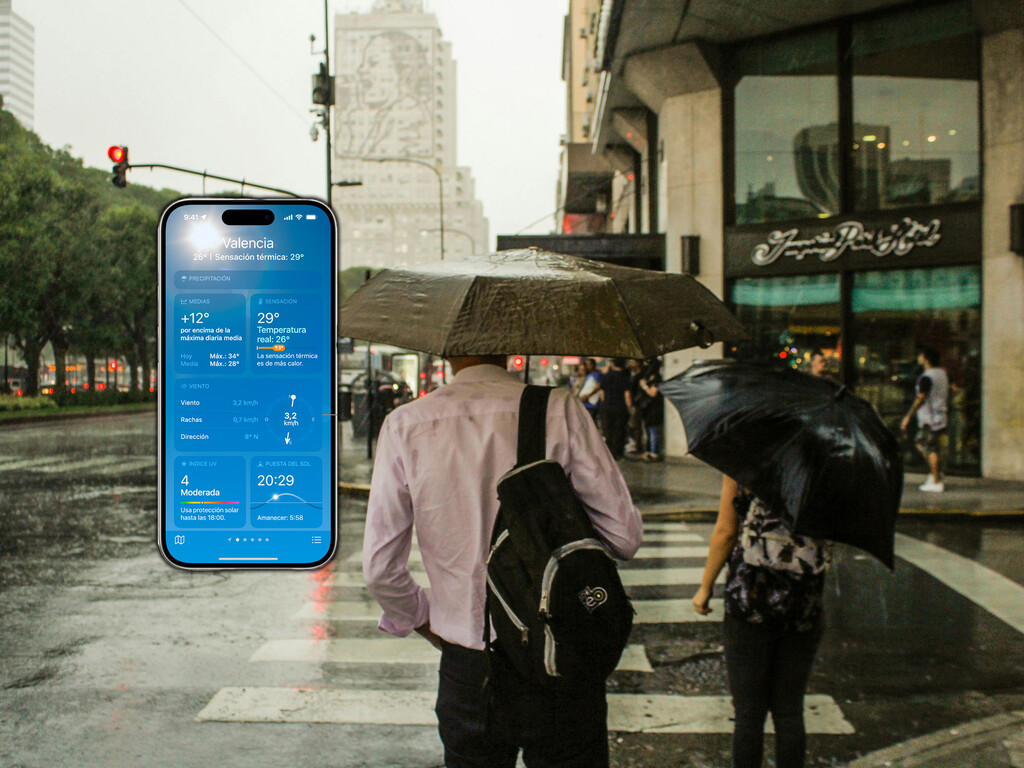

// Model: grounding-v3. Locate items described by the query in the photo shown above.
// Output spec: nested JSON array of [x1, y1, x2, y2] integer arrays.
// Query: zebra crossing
[[196, 520, 855, 737], [0, 454, 154, 475]]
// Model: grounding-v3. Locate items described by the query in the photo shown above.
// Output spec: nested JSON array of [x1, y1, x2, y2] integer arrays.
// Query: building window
[[851, 3, 979, 210], [733, 29, 838, 225], [730, 0, 979, 226], [852, 265, 980, 471]]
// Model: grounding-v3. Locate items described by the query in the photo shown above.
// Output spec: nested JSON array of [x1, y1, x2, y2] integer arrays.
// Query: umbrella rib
[[438, 273, 480, 357], [607, 278, 646, 359]]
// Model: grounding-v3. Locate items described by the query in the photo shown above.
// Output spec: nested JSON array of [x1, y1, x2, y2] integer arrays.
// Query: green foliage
[[0, 106, 178, 395], [0, 395, 58, 413], [51, 388, 156, 408]]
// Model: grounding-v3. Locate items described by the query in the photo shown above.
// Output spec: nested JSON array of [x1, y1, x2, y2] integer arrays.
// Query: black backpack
[[484, 385, 634, 689]]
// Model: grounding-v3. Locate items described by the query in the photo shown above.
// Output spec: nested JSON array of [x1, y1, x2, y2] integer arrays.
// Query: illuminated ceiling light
[[928, 135, 937, 142], [853, 143, 860, 150], [903, 140, 910, 146], [877, 142, 886, 149], [863, 134, 877, 142], [949, 129, 957, 136], [766, 155, 774, 162]]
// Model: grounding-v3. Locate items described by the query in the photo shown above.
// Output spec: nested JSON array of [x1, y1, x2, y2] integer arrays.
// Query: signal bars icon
[[283, 214, 295, 220]]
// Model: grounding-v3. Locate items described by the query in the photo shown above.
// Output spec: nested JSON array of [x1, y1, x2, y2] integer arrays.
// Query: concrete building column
[[657, 89, 725, 458], [981, 29, 1024, 479]]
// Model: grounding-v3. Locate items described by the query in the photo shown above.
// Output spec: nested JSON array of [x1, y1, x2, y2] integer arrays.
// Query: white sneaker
[[919, 480, 945, 492]]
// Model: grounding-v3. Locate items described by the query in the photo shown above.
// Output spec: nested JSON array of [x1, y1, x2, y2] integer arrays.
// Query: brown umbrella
[[340, 248, 747, 357]]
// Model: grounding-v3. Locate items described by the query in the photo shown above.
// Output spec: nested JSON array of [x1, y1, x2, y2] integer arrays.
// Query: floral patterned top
[[723, 490, 829, 632]]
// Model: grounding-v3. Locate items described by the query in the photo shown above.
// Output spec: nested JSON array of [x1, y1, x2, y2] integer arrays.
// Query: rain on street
[[2, 412, 1023, 767]]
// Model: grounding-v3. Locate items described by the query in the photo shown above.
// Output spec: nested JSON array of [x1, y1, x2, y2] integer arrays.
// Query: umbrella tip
[[689, 321, 714, 349]]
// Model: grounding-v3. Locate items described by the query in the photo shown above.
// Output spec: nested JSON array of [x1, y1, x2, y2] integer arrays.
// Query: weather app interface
[[161, 201, 335, 567]]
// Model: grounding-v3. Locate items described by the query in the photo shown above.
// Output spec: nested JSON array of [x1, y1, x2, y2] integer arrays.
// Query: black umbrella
[[340, 249, 747, 357], [661, 360, 902, 568]]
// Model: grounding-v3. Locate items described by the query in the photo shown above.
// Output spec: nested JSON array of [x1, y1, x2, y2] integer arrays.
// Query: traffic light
[[512, 356, 524, 371], [108, 145, 128, 188], [311, 62, 334, 106]]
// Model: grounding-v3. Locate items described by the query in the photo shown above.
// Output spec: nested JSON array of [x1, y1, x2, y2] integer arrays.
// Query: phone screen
[[158, 199, 337, 569]]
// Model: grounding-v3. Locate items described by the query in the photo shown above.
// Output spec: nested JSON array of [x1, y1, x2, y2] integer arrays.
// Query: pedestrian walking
[[900, 347, 949, 492], [693, 476, 829, 768], [578, 357, 603, 426], [639, 360, 664, 461], [363, 355, 642, 768], [568, 362, 587, 400], [626, 359, 646, 455], [598, 357, 630, 459]]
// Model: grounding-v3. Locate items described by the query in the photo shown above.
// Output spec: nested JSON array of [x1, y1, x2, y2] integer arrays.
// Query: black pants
[[722, 614, 824, 768], [600, 408, 628, 458], [435, 642, 608, 768]]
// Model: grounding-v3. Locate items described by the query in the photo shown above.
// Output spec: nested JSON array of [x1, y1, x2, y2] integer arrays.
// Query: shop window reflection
[[734, 30, 838, 225], [852, 4, 979, 211], [730, 275, 841, 374], [852, 266, 981, 473]]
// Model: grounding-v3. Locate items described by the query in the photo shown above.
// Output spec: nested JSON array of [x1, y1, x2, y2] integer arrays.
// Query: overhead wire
[[175, 0, 310, 127]]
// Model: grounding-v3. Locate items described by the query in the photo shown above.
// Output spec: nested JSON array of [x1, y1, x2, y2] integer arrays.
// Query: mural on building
[[335, 30, 432, 159]]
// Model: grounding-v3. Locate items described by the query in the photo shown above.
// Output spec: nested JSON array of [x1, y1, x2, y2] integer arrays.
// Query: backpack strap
[[516, 385, 552, 467]]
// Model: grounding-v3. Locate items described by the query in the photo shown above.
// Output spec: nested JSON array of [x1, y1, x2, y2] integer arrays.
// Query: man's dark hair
[[611, 358, 626, 369], [920, 347, 941, 367]]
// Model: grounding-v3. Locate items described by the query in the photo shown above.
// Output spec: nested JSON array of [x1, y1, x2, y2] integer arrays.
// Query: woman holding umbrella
[[692, 476, 828, 768]]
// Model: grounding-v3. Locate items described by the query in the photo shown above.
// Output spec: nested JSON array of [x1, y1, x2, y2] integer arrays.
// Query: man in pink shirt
[[363, 354, 642, 767]]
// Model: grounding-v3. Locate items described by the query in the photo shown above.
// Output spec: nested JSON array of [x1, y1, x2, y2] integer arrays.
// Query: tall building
[[0, 0, 34, 130], [331, 0, 488, 268]]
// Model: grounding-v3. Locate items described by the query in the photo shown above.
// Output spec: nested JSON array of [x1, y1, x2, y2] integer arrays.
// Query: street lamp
[[422, 227, 475, 253], [366, 157, 445, 261]]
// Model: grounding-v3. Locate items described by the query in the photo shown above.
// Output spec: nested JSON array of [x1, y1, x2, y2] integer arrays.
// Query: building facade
[[331, 0, 488, 269], [0, 0, 34, 130], [558, 0, 1024, 479]]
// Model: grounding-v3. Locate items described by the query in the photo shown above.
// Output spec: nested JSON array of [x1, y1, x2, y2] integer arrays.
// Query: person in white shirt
[[900, 347, 950, 492], [363, 355, 642, 768]]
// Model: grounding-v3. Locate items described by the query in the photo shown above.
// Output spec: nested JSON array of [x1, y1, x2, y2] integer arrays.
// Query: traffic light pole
[[323, 0, 332, 204], [122, 163, 301, 197]]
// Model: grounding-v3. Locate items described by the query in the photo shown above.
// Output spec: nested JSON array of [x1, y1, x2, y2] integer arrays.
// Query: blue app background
[[161, 201, 335, 566]]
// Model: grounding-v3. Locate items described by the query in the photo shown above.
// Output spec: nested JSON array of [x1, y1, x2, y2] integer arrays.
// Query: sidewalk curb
[[845, 710, 1024, 767]]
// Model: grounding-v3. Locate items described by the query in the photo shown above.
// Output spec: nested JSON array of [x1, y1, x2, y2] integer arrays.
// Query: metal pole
[[324, 0, 332, 204]]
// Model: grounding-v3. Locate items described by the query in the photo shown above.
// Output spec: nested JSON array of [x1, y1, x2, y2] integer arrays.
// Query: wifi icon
[[294, 214, 304, 220]]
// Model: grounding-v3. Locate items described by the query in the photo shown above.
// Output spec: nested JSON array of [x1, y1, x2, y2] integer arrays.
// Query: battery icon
[[306, 214, 317, 220]]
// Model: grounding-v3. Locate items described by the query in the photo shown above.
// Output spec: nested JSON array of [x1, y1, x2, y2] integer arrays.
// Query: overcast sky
[[18, 0, 568, 248]]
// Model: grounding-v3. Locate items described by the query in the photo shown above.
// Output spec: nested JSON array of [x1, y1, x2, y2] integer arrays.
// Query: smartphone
[[158, 199, 338, 569]]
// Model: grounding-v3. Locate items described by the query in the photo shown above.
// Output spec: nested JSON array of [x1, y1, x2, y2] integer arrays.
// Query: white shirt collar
[[451, 364, 521, 385]]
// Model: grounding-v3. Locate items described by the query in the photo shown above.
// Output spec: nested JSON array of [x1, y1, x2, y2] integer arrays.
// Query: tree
[[95, 206, 158, 391]]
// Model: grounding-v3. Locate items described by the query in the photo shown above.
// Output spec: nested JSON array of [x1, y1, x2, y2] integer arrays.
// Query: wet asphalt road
[[1, 412, 1023, 768]]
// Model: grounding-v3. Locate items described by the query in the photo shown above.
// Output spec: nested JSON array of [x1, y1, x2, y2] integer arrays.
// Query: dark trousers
[[600, 408, 628, 458], [435, 642, 609, 768], [722, 614, 824, 768]]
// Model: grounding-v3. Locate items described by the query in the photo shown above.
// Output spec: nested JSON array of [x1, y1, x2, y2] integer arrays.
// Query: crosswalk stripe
[[330, 565, 705, 590], [347, 542, 707, 566], [94, 457, 155, 474], [631, 545, 708, 560], [293, 598, 720, 624], [643, 521, 692, 532], [619, 567, 704, 586], [642, 531, 702, 543], [196, 688, 852, 734], [31, 456, 122, 473], [0, 456, 67, 472], [249, 639, 654, 673]]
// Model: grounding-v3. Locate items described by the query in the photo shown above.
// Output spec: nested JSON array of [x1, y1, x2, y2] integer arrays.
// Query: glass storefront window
[[734, 30, 838, 225], [852, 2, 979, 211], [731, 274, 841, 374], [852, 266, 981, 472]]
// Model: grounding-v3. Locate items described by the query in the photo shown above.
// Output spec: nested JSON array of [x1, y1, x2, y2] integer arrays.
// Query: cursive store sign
[[751, 217, 942, 267]]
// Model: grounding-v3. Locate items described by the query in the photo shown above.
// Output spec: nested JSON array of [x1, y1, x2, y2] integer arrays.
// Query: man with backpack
[[363, 354, 642, 768]]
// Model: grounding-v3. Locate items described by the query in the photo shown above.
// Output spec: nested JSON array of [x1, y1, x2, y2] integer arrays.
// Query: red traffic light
[[109, 361, 118, 370], [108, 146, 126, 163], [512, 356, 524, 370]]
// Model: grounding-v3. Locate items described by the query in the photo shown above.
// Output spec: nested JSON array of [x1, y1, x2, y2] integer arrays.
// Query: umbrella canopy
[[661, 360, 903, 568], [340, 249, 747, 358]]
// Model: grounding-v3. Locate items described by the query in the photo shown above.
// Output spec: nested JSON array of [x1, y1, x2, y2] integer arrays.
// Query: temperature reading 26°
[[257, 312, 280, 325], [182, 312, 210, 325]]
